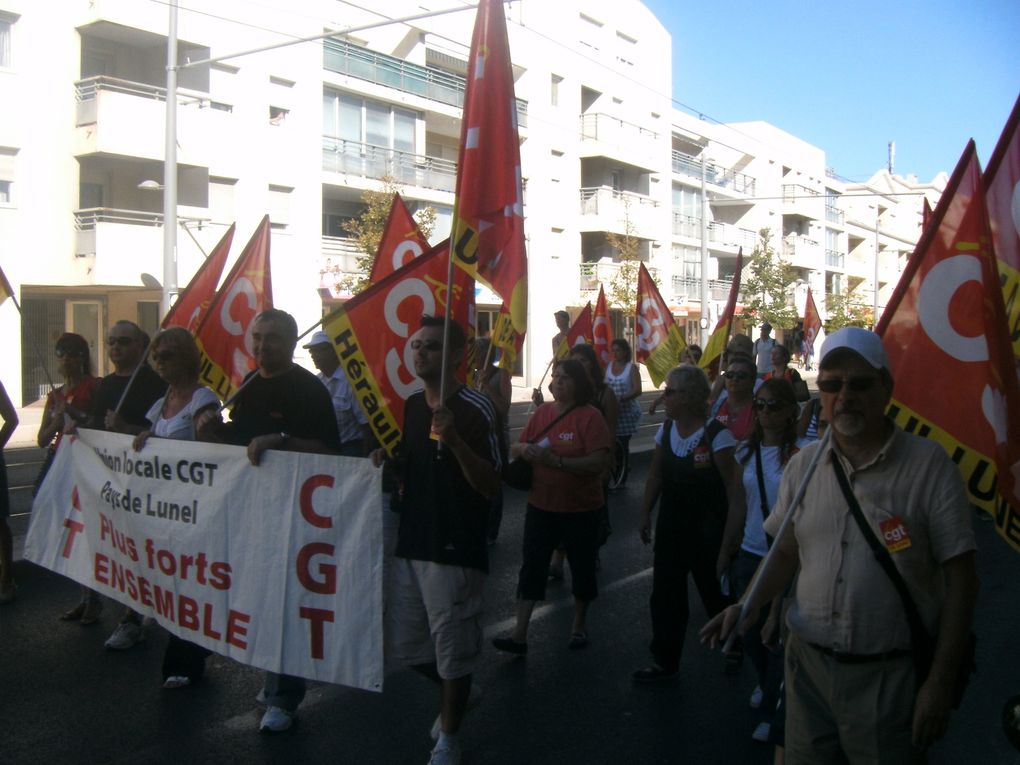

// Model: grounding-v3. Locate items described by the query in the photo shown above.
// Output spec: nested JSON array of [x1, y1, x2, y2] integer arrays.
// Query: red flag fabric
[[368, 194, 430, 284], [922, 197, 933, 230], [802, 286, 822, 354], [194, 216, 272, 400], [593, 285, 614, 370], [635, 264, 686, 387], [450, 0, 527, 334], [877, 141, 1020, 554], [320, 239, 474, 455], [162, 223, 235, 331], [491, 303, 524, 372], [555, 302, 593, 360], [699, 247, 744, 380], [983, 94, 1020, 360]]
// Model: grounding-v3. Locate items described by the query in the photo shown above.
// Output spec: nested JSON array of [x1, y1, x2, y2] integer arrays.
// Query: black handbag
[[503, 405, 577, 491], [832, 456, 976, 708]]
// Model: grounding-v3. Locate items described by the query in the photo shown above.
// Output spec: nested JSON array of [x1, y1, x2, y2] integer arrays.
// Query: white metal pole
[[699, 152, 709, 347], [161, 0, 179, 318], [873, 206, 880, 328]]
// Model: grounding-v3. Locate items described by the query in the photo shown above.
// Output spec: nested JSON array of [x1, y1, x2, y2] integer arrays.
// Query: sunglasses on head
[[411, 339, 443, 352], [724, 370, 751, 381], [107, 335, 135, 346], [754, 398, 785, 413], [817, 376, 879, 394]]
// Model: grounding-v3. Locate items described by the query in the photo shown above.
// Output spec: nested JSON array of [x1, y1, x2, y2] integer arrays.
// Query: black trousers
[[162, 635, 212, 683]]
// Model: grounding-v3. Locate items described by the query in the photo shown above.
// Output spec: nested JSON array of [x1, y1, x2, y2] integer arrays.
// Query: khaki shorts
[[386, 558, 485, 680]]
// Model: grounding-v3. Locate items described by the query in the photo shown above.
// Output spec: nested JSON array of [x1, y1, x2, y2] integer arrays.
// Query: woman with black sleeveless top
[[633, 364, 745, 682]]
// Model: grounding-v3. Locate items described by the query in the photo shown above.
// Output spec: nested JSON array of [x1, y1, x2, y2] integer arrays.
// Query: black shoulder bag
[[503, 405, 577, 491], [832, 455, 975, 708], [754, 444, 774, 548]]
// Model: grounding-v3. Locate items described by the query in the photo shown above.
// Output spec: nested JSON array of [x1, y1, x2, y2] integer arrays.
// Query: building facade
[[0, 0, 941, 405]]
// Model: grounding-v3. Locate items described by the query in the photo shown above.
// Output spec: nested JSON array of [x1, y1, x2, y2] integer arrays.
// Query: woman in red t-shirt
[[493, 359, 611, 655]]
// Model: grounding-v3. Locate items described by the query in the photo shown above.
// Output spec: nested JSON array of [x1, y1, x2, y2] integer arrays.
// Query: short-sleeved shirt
[[521, 403, 611, 513], [46, 376, 99, 448], [145, 387, 220, 440], [89, 365, 167, 431], [763, 426, 976, 654], [714, 399, 755, 442], [753, 338, 776, 375], [223, 365, 340, 448], [395, 386, 501, 572], [736, 439, 808, 556], [318, 367, 368, 444]]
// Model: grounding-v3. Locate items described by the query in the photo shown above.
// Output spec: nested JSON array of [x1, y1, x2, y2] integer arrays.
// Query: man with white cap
[[702, 326, 978, 763], [304, 330, 370, 456]]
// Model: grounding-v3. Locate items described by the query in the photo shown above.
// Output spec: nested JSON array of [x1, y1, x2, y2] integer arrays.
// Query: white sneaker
[[104, 621, 145, 651], [427, 737, 461, 765], [163, 676, 192, 689], [751, 721, 771, 743], [259, 705, 294, 733], [749, 684, 763, 709], [430, 682, 484, 740]]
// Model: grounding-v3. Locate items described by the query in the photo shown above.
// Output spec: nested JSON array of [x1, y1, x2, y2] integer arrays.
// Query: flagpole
[[113, 337, 154, 415], [439, 248, 458, 405], [721, 427, 832, 653]]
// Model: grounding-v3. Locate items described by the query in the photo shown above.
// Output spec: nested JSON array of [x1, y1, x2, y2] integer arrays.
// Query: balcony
[[323, 39, 527, 127], [671, 275, 743, 304], [708, 222, 757, 251], [74, 76, 221, 166], [672, 151, 756, 196], [825, 204, 845, 226], [782, 184, 823, 220], [73, 208, 208, 285], [579, 261, 658, 292], [579, 113, 659, 170], [782, 234, 822, 268], [672, 212, 700, 239], [579, 187, 660, 235], [319, 236, 364, 300], [322, 137, 458, 193]]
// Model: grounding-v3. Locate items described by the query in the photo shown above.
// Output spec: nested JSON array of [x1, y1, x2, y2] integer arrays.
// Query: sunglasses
[[724, 371, 751, 381], [152, 350, 177, 363], [754, 398, 785, 413], [817, 376, 879, 394], [107, 336, 135, 346], [411, 339, 443, 352]]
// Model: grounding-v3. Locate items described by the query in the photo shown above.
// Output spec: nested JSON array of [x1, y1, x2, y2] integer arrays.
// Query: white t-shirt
[[654, 420, 736, 457], [737, 438, 810, 556], [145, 387, 221, 441], [753, 337, 776, 375]]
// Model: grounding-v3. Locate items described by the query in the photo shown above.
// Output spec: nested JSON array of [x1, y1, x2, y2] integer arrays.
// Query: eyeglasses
[[724, 371, 751, 381], [152, 350, 177, 363], [411, 339, 443, 352], [754, 398, 785, 413], [107, 336, 135, 346], [817, 376, 879, 394]]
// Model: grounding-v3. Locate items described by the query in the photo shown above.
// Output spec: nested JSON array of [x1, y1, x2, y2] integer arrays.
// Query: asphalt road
[[3, 447, 1020, 764]]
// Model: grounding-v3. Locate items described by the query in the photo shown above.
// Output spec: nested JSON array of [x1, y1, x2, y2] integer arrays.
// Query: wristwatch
[[279, 432, 290, 447]]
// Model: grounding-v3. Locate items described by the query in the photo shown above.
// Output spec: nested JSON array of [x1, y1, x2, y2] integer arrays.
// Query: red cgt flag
[[802, 286, 822, 353], [877, 141, 1020, 554], [593, 285, 614, 370], [491, 303, 524, 372], [636, 263, 686, 387], [369, 193, 430, 284], [450, 0, 527, 334], [983, 93, 1020, 360], [320, 239, 474, 455], [555, 302, 593, 360], [194, 215, 272, 401], [699, 247, 744, 380], [162, 223, 235, 331]]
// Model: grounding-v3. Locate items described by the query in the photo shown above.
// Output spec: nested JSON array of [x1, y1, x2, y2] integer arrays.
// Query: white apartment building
[[0, 0, 940, 406]]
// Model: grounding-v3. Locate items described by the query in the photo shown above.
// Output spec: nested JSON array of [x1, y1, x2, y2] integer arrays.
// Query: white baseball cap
[[819, 327, 889, 370], [302, 330, 332, 349]]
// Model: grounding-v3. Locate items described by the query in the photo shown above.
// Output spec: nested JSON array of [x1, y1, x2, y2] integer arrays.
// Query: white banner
[[25, 429, 384, 692]]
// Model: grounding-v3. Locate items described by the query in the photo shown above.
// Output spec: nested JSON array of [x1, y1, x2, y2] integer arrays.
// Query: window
[[323, 90, 419, 153], [0, 15, 14, 68], [0, 180, 10, 204], [550, 74, 562, 107], [0, 147, 14, 204], [268, 184, 293, 227], [269, 106, 289, 125]]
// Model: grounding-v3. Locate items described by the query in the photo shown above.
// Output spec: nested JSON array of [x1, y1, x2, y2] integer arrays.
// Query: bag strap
[[754, 443, 770, 521], [525, 405, 578, 445], [831, 455, 929, 648]]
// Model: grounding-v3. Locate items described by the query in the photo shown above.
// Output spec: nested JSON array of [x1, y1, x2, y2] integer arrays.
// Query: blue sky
[[642, 0, 1020, 182]]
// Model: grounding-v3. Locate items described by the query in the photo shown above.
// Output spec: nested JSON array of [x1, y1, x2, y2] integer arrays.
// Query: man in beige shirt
[[702, 327, 978, 763]]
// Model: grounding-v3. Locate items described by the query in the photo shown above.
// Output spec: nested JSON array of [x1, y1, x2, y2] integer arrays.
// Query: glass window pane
[[322, 92, 336, 135], [338, 95, 362, 142], [394, 109, 416, 153], [366, 101, 389, 148]]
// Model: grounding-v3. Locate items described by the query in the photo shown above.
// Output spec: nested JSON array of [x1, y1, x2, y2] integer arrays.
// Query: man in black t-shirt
[[86, 321, 167, 650], [373, 316, 500, 765], [197, 308, 340, 734]]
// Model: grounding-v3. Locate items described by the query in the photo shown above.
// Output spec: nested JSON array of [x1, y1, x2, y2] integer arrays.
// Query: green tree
[[742, 228, 799, 329], [337, 176, 436, 296], [605, 198, 651, 339], [824, 285, 874, 332]]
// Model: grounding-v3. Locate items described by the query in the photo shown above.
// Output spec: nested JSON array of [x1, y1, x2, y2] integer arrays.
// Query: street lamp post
[[161, 0, 178, 317]]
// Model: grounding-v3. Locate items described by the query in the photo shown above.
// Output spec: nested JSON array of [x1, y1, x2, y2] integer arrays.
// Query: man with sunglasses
[[86, 320, 167, 651], [373, 315, 500, 765], [702, 327, 977, 763]]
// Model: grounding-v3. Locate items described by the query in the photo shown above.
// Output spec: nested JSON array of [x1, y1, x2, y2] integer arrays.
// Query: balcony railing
[[825, 249, 846, 269], [782, 235, 821, 262], [672, 212, 699, 238], [580, 261, 658, 291], [671, 275, 743, 303], [323, 39, 527, 127], [708, 221, 757, 249], [580, 186, 659, 216], [782, 184, 821, 201], [825, 204, 845, 225], [322, 136, 458, 192], [75, 75, 167, 102], [671, 151, 756, 195], [580, 113, 658, 142], [73, 208, 207, 230]]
